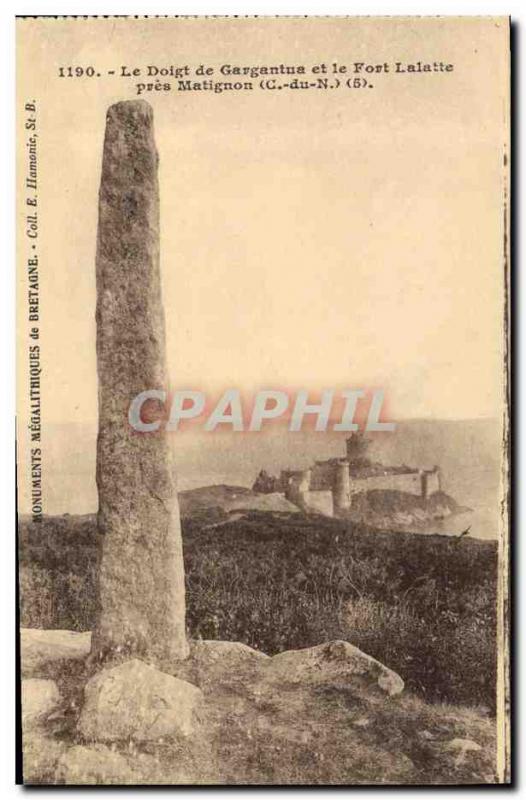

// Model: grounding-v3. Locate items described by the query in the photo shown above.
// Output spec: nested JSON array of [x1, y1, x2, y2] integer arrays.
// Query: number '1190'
[[58, 66, 98, 77]]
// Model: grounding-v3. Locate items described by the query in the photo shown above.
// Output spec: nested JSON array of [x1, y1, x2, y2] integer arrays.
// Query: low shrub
[[18, 510, 497, 710]]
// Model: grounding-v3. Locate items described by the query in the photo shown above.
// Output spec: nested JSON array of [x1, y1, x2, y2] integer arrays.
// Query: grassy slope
[[18, 507, 497, 711]]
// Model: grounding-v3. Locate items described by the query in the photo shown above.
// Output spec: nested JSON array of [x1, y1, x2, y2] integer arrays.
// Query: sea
[[29, 418, 504, 540]]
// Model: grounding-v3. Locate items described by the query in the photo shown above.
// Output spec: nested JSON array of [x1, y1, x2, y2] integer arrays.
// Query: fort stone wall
[[423, 469, 441, 497], [268, 442, 442, 518], [310, 461, 336, 491], [349, 471, 423, 497], [304, 490, 334, 517], [334, 462, 351, 513]]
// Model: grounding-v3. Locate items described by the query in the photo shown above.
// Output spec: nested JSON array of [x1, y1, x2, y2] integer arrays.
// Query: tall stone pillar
[[91, 100, 188, 664]]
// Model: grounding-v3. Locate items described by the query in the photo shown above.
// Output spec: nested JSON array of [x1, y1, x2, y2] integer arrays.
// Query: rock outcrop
[[22, 679, 61, 725], [444, 738, 483, 766], [21, 628, 91, 678], [55, 744, 139, 785], [172, 639, 269, 693], [20, 629, 496, 786], [259, 640, 404, 699]]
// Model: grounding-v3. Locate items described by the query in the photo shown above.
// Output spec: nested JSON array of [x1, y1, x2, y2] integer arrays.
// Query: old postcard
[[16, 15, 510, 785]]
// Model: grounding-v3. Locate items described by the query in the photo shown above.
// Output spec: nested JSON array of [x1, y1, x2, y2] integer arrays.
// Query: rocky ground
[[344, 489, 470, 531], [21, 628, 497, 786]]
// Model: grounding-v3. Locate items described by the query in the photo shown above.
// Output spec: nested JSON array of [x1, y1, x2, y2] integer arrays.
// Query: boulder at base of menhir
[[260, 640, 404, 699], [21, 628, 91, 678], [181, 640, 269, 691], [55, 744, 139, 785], [77, 659, 203, 743]]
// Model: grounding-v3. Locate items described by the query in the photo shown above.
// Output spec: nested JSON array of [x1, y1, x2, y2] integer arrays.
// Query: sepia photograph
[[15, 15, 510, 786]]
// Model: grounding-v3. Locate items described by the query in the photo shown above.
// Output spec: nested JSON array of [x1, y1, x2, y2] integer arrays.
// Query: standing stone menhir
[[91, 100, 188, 664]]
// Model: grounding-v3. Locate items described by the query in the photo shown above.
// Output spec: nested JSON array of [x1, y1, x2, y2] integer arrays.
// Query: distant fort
[[253, 435, 441, 517]]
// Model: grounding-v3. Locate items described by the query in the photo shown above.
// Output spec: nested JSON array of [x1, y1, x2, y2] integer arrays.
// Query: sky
[[16, 17, 509, 512]]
